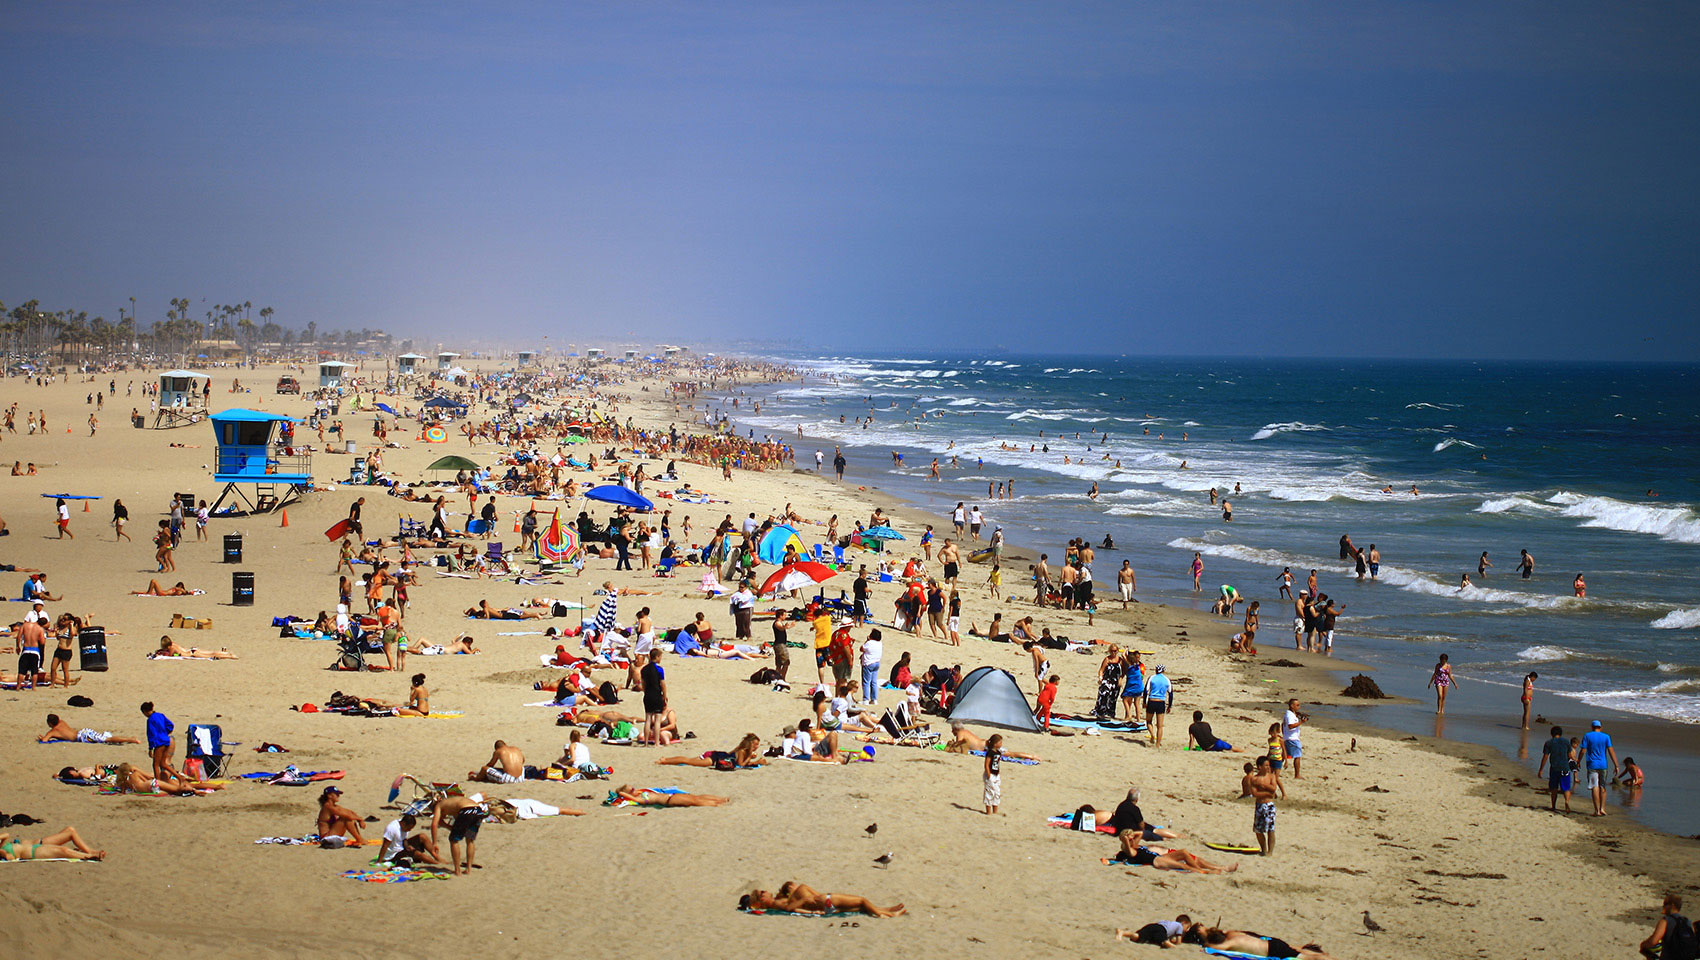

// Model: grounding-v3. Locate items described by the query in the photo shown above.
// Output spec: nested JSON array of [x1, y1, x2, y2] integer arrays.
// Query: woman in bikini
[[132, 580, 196, 596], [1428, 654, 1457, 715], [740, 881, 905, 917], [656, 733, 769, 770], [0, 826, 105, 861], [1110, 830, 1238, 874], [612, 785, 729, 807], [112, 762, 224, 796], [153, 636, 239, 659], [1521, 671, 1538, 729]]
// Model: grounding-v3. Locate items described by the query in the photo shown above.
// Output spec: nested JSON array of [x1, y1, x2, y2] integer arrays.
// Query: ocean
[[723, 354, 1700, 829]]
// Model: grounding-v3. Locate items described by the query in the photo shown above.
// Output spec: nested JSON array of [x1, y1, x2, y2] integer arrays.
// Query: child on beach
[[1035, 675, 1058, 732], [986, 563, 1001, 599], [983, 733, 1003, 815]]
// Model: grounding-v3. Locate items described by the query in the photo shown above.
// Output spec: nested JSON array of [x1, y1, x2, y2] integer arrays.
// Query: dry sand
[[1, 361, 1695, 960]]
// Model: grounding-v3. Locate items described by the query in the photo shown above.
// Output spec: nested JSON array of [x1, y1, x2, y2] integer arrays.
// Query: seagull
[[1362, 911, 1384, 934], [874, 853, 893, 865], [865, 823, 878, 838]]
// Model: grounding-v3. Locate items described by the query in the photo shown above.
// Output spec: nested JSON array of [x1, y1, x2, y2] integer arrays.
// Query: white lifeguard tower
[[586, 348, 605, 361], [397, 353, 427, 376], [155, 369, 211, 428], [318, 360, 351, 389], [663, 346, 680, 359], [437, 351, 460, 372], [623, 349, 638, 361], [517, 350, 537, 365]]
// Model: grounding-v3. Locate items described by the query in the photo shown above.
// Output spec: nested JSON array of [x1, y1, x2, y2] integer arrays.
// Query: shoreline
[[739, 375, 1700, 837]]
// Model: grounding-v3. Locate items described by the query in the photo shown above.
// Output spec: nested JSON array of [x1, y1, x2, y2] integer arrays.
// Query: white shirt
[[730, 589, 755, 611], [568, 741, 591, 768], [786, 730, 812, 758], [905, 682, 922, 712], [379, 820, 407, 862], [970, 508, 983, 525], [1282, 709, 1302, 744], [953, 506, 965, 523], [861, 636, 882, 666], [58, 504, 70, 522], [741, 517, 758, 536]]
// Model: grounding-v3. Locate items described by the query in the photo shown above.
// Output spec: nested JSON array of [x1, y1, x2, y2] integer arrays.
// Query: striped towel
[[593, 593, 619, 634]]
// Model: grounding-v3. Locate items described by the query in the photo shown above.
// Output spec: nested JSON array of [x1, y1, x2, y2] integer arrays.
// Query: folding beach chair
[[832, 544, 846, 565], [486, 542, 506, 564], [878, 703, 938, 745], [186, 723, 236, 778]]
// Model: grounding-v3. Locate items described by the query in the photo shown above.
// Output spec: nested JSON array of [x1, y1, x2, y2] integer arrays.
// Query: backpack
[[1666, 914, 1698, 960], [748, 667, 778, 685]]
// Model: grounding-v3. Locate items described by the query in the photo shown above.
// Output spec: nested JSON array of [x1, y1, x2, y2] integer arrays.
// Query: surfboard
[[1203, 841, 1262, 854], [324, 518, 353, 542]]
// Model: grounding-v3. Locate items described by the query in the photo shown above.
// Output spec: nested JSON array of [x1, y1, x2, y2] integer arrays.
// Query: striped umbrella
[[536, 510, 580, 563]]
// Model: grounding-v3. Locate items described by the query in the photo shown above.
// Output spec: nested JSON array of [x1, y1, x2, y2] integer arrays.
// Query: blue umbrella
[[585, 485, 654, 511], [863, 525, 905, 541], [375, 402, 399, 415], [758, 524, 804, 565]]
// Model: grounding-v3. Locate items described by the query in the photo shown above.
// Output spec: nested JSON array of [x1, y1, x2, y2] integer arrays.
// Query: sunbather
[[0, 826, 106, 861], [613, 785, 729, 807], [1202, 928, 1337, 959], [315, 786, 367, 845], [657, 733, 769, 770], [465, 599, 545, 619], [131, 580, 198, 596], [40, 714, 140, 744], [448, 635, 479, 654], [111, 762, 224, 796], [470, 740, 525, 783], [153, 636, 238, 659], [1109, 830, 1238, 874], [740, 881, 905, 917], [946, 722, 1041, 761]]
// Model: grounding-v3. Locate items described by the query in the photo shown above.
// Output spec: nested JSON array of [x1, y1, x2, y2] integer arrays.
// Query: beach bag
[[610, 720, 636, 740], [748, 667, 778, 685], [1666, 915, 1698, 960], [596, 681, 619, 704]]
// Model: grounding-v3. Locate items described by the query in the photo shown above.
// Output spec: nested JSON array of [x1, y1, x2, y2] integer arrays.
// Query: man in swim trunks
[[40, 713, 140, 744], [1537, 724, 1573, 812], [1250, 755, 1280, 856], [469, 740, 525, 783], [1204, 928, 1337, 959], [429, 793, 489, 875]]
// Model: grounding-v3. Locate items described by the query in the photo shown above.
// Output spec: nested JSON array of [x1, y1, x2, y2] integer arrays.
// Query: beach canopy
[[375, 402, 400, 415], [947, 667, 1041, 732], [757, 524, 805, 565], [425, 455, 480, 472], [585, 485, 653, 511], [424, 397, 465, 409], [759, 560, 835, 596], [863, 525, 905, 541]]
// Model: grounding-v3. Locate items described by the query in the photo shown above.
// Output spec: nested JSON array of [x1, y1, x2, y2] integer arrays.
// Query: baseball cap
[[1591, 720, 1602, 728], [322, 786, 342, 795]]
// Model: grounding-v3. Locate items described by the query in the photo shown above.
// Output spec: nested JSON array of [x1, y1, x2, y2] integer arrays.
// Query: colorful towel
[[341, 866, 450, 883]]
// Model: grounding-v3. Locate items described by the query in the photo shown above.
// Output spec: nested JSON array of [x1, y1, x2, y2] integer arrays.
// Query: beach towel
[[341, 866, 450, 883], [255, 835, 381, 846], [602, 786, 687, 808], [0, 857, 97, 864], [239, 769, 346, 782], [854, 735, 1041, 765], [133, 590, 207, 597], [738, 906, 860, 918]]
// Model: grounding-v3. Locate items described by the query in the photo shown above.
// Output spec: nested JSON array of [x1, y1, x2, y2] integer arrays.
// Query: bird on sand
[[1363, 911, 1384, 934]]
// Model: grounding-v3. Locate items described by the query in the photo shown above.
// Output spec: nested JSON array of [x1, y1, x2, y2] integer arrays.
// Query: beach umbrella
[[375, 402, 399, 415], [757, 524, 805, 565], [759, 560, 836, 596], [425, 455, 480, 473], [424, 397, 465, 409], [584, 485, 654, 511], [536, 510, 580, 563], [863, 525, 905, 541]]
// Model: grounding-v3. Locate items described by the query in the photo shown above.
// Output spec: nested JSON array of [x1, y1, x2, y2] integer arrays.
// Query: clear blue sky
[[3, 1, 1697, 359]]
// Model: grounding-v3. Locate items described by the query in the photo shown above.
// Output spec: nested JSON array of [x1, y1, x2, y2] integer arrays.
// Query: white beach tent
[[946, 666, 1040, 732]]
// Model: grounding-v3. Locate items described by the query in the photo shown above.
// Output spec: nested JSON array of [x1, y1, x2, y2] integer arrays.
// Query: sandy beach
[[1, 358, 1695, 960]]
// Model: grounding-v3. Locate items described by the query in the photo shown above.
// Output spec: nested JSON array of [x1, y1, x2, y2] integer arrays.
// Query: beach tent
[[757, 524, 804, 565], [946, 667, 1040, 733]]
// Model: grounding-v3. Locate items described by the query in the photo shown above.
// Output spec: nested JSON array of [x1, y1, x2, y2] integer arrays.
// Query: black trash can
[[232, 571, 255, 606], [223, 533, 243, 563], [78, 627, 108, 672], [176, 492, 196, 514]]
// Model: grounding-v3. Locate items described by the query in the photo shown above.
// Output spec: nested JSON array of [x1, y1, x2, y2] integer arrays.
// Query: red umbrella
[[759, 560, 837, 596]]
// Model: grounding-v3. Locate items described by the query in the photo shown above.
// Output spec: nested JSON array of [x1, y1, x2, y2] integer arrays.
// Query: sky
[[2, 1, 1698, 360]]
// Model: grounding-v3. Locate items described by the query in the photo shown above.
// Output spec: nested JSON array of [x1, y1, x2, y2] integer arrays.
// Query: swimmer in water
[[1459, 573, 1472, 591], [1478, 552, 1491, 576], [1573, 573, 1586, 598]]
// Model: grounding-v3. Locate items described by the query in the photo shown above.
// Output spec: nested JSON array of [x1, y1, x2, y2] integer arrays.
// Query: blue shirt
[[1145, 674, 1171, 702], [21, 579, 40, 600], [146, 711, 174, 749], [1581, 730, 1613, 770]]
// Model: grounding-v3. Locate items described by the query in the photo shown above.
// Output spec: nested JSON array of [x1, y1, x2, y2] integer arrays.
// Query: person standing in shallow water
[[1428, 654, 1457, 714]]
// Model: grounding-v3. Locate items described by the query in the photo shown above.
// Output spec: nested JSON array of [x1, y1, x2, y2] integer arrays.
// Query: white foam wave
[[1249, 421, 1329, 441], [1571, 687, 1700, 724], [1474, 496, 1560, 516], [1404, 402, 1461, 411], [1652, 607, 1700, 630], [1548, 492, 1700, 545]]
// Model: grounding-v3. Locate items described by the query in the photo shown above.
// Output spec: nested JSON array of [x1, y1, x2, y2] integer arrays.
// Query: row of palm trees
[[0, 298, 393, 364]]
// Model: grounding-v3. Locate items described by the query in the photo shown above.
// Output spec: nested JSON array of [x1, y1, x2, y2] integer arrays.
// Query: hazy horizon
[[3, 2, 1697, 362]]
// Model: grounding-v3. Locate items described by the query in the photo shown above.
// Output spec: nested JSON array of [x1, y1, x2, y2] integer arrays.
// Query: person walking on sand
[[1281, 699, 1307, 779], [1521, 672, 1538, 729], [111, 499, 130, 541], [1580, 720, 1619, 817], [1428, 654, 1457, 714], [1144, 666, 1173, 747], [54, 498, 72, 539], [1190, 552, 1203, 592], [1537, 725, 1573, 813], [982, 733, 1004, 815], [1118, 560, 1137, 607]]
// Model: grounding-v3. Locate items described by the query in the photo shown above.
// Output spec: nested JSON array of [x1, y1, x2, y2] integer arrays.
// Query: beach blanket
[[256, 835, 381, 846], [133, 590, 206, 596], [1046, 814, 1117, 834], [239, 769, 347, 783], [0, 857, 97, 864], [341, 865, 450, 883], [853, 735, 1040, 765], [602, 787, 687, 808], [738, 906, 860, 918]]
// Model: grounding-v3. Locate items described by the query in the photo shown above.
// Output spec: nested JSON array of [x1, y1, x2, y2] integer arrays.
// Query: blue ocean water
[[730, 355, 1700, 727]]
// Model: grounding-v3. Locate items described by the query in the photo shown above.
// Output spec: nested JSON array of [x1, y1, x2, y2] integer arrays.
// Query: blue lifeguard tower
[[207, 409, 312, 515]]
